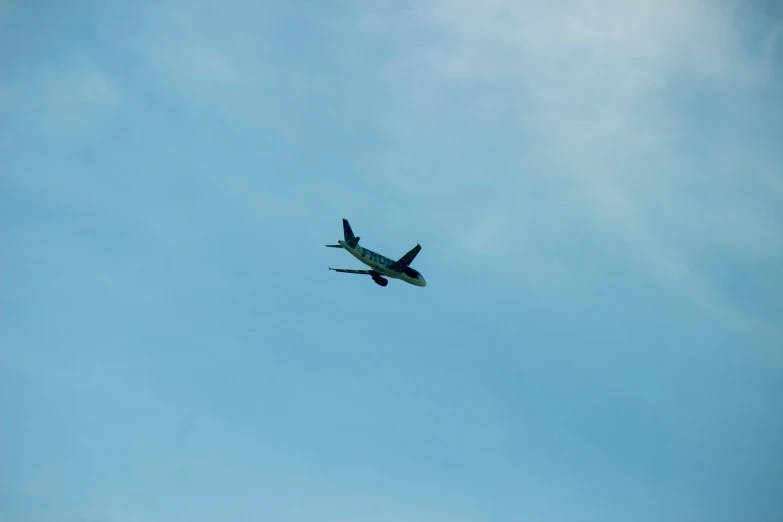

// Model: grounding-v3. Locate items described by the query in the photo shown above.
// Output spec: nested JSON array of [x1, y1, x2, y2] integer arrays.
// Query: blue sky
[[2, 0, 782, 521]]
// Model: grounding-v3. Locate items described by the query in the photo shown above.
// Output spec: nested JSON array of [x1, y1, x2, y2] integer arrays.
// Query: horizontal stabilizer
[[325, 244, 343, 248]]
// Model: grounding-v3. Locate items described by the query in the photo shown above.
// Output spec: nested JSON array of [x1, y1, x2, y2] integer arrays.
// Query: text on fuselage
[[358, 247, 394, 268]]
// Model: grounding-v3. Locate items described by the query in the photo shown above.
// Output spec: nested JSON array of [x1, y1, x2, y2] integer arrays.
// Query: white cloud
[[352, 0, 782, 334]]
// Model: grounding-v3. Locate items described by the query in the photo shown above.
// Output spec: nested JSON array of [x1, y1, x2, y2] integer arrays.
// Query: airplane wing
[[396, 243, 421, 266], [328, 267, 375, 275]]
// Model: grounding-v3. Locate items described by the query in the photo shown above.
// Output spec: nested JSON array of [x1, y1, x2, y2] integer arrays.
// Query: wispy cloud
[[348, 0, 783, 335]]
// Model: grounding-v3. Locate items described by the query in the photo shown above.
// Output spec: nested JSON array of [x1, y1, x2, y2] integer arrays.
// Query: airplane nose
[[418, 275, 427, 287]]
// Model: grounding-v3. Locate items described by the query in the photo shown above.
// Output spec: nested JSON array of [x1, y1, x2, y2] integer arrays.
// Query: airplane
[[326, 219, 426, 287]]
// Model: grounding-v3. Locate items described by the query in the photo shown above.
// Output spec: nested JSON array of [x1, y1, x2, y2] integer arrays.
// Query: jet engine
[[372, 275, 388, 287]]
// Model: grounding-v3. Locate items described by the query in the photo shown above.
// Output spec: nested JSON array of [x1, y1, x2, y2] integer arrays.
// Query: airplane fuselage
[[339, 240, 426, 287]]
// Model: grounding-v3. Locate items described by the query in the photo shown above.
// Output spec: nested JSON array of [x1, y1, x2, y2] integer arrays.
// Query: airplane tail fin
[[343, 219, 360, 247], [343, 219, 355, 241]]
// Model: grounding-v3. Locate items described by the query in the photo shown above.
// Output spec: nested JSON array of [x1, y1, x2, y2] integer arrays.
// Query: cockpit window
[[403, 267, 419, 278]]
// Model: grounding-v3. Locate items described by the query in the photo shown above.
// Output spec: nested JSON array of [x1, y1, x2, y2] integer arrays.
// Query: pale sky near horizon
[[2, 1, 782, 521]]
